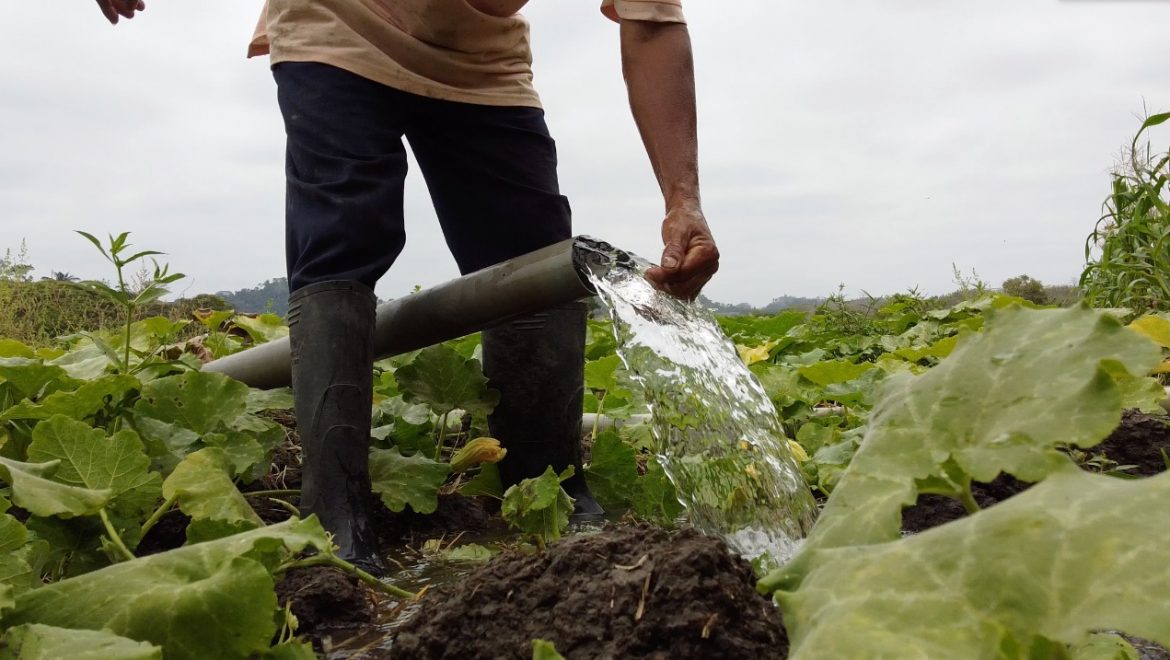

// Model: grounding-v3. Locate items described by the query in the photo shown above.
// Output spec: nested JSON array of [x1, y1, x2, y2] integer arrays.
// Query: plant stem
[[242, 489, 301, 499], [958, 486, 981, 515], [592, 391, 607, 442], [277, 554, 416, 599], [137, 493, 177, 543], [114, 258, 133, 372], [265, 498, 302, 518], [434, 411, 450, 461], [99, 509, 136, 562]]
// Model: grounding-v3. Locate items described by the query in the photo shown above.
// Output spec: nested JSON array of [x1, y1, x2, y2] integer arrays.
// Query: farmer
[[96, 0, 719, 572]]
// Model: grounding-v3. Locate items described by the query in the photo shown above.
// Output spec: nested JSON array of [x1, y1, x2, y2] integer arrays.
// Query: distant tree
[[216, 277, 291, 316], [42, 271, 79, 282], [1002, 275, 1048, 305]]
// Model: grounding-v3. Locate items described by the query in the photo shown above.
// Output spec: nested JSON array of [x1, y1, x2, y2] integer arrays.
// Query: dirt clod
[[275, 566, 376, 634], [391, 524, 786, 659]]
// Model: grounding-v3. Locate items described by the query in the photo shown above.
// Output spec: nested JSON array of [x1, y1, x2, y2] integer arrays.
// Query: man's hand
[[645, 201, 719, 300], [95, 0, 145, 24]]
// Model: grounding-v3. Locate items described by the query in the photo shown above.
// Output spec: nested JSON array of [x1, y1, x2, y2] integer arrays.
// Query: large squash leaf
[[0, 457, 111, 518], [779, 469, 1170, 659], [0, 518, 329, 660], [0, 624, 162, 660], [26, 415, 156, 499], [394, 344, 499, 416], [161, 448, 262, 543], [801, 306, 1160, 555], [133, 371, 248, 436], [369, 446, 451, 514], [501, 466, 575, 545], [1, 375, 139, 423]]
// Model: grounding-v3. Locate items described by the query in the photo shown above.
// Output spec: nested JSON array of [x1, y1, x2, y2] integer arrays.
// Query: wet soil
[[902, 410, 1170, 533], [391, 524, 786, 660], [275, 567, 376, 637], [372, 493, 491, 548]]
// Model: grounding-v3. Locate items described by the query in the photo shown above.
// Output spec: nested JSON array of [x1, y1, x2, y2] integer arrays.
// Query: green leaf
[[27, 416, 156, 500], [1139, 110, 1170, 132], [1, 375, 139, 423], [25, 517, 112, 580], [132, 415, 200, 466], [501, 466, 575, 545], [73, 231, 109, 261], [584, 355, 630, 398], [193, 309, 235, 332], [800, 306, 1162, 554], [203, 430, 268, 481], [0, 530, 36, 595], [442, 543, 493, 563], [797, 359, 874, 387], [1070, 633, 1140, 660], [134, 371, 249, 435], [584, 430, 638, 509], [628, 458, 681, 525], [49, 337, 118, 381], [0, 584, 12, 619], [161, 448, 261, 543], [459, 462, 504, 498], [232, 314, 289, 344], [531, 639, 566, 660], [369, 447, 451, 514], [775, 469, 1170, 659], [0, 624, 162, 660], [259, 640, 319, 660], [395, 345, 500, 416], [0, 513, 28, 553], [2, 518, 330, 660], [245, 387, 294, 413], [893, 335, 959, 363], [0, 358, 77, 401], [0, 340, 35, 359], [0, 457, 111, 518]]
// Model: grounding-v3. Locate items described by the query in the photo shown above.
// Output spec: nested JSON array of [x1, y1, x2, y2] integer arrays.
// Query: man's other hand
[[645, 201, 719, 301], [96, 0, 145, 24]]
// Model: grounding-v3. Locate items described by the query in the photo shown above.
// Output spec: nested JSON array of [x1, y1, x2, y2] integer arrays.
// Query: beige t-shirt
[[249, 0, 685, 108]]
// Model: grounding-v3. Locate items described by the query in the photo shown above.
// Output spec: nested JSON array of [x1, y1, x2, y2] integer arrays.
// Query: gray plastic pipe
[[203, 236, 622, 389]]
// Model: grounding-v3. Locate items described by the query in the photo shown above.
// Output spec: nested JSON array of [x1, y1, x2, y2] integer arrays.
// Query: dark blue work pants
[[273, 62, 573, 292]]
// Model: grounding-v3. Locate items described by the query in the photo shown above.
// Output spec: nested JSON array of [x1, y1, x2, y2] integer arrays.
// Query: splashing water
[[578, 240, 819, 569]]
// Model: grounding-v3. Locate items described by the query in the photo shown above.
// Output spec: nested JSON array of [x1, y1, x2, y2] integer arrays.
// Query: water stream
[[580, 240, 819, 570], [328, 239, 820, 656]]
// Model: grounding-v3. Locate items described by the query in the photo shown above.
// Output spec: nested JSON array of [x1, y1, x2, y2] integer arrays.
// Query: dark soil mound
[[372, 493, 491, 547], [391, 525, 786, 660], [1095, 410, 1170, 477], [135, 510, 191, 556], [901, 474, 1029, 533], [901, 410, 1170, 533], [275, 566, 375, 634]]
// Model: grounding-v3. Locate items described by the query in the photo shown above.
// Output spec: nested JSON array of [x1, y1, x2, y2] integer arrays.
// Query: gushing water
[[579, 240, 818, 569]]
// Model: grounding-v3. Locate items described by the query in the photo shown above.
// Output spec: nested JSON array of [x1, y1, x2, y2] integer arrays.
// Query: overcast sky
[[2, 1, 1167, 307]]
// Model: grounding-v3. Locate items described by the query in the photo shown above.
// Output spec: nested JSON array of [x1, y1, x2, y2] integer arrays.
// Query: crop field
[[1, 116, 1169, 659]]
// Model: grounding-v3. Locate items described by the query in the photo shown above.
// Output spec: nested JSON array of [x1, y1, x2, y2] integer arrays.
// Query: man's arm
[[96, 0, 145, 25], [620, 19, 719, 300]]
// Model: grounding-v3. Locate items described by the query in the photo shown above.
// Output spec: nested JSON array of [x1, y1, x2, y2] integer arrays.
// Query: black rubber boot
[[482, 301, 605, 522], [289, 280, 384, 574]]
